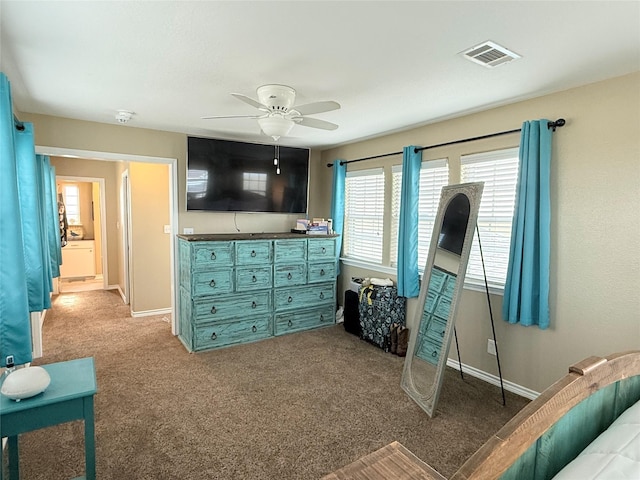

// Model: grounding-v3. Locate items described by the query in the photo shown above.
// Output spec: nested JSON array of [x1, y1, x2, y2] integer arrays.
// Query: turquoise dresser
[[415, 267, 457, 365], [178, 233, 339, 352]]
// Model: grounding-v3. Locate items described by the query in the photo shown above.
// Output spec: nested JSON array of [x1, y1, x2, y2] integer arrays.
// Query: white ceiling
[[1, 1, 639, 149]]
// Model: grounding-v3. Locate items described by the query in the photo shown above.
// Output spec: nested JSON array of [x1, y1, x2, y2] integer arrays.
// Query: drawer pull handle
[[288, 319, 293, 327], [321, 247, 326, 254], [319, 292, 324, 300], [320, 314, 324, 322], [251, 250, 256, 257], [287, 273, 292, 280], [211, 252, 216, 260], [211, 306, 217, 314], [440, 330, 445, 337], [320, 269, 325, 276], [252, 325, 257, 333], [287, 296, 293, 303], [432, 350, 437, 358], [209, 279, 216, 288], [252, 301, 257, 309], [211, 332, 217, 340], [252, 275, 257, 283]]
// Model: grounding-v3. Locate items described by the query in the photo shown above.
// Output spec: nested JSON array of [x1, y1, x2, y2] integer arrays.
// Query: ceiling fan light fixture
[[258, 116, 294, 141]]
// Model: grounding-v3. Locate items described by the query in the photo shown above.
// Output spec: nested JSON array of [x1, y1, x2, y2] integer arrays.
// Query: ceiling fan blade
[[201, 114, 259, 120], [292, 100, 340, 116], [295, 117, 338, 131], [231, 93, 270, 111]]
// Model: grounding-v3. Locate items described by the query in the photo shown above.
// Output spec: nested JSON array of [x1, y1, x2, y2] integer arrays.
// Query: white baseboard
[[446, 358, 540, 400], [131, 308, 171, 318]]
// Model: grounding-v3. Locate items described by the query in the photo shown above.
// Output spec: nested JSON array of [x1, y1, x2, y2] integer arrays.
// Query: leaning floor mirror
[[401, 182, 484, 417]]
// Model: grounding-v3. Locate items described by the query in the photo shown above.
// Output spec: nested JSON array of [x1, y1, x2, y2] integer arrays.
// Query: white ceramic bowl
[[1, 366, 51, 401]]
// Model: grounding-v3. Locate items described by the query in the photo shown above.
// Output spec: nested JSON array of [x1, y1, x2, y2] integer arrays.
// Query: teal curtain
[[502, 120, 552, 329], [0, 73, 32, 366], [43, 157, 62, 279], [16, 126, 52, 312], [330, 160, 346, 275], [397, 146, 421, 298]]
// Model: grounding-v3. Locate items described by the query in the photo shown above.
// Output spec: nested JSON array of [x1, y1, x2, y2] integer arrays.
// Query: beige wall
[[322, 72, 640, 393], [23, 73, 639, 392], [128, 162, 171, 313], [51, 157, 119, 286]]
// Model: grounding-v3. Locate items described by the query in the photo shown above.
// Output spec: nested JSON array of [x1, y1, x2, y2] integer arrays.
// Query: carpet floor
[[16, 289, 528, 479]]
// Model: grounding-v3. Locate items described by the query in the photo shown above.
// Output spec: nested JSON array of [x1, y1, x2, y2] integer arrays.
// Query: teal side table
[[0, 357, 97, 480]]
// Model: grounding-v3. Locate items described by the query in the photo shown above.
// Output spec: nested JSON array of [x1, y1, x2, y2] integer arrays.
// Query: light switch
[[163, 225, 171, 234]]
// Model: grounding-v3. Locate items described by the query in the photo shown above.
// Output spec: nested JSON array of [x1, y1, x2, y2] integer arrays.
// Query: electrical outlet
[[163, 225, 171, 234], [183, 227, 194, 234], [487, 339, 497, 356]]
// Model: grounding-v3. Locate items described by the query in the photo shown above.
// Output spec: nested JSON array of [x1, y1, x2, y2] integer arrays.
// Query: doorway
[[34, 146, 179, 357], [56, 176, 107, 293]]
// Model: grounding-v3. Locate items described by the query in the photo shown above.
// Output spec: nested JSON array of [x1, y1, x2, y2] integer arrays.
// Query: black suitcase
[[343, 290, 361, 337]]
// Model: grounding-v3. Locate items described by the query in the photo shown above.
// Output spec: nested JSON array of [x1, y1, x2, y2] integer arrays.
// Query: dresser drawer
[[274, 239, 307, 263], [236, 266, 273, 291], [191, 269, 234, 296], [236, 240, 272, 265], [307, 261, 336, 284], [274, 306, 334, 336], [433, 296, 451, 320], [308, 238, 336, 260], [274, 264, 307, 288], [422, 314, 447, 343], [415, 335, 441, 366], [194, 316, 272, 351], [192, 290, 272, 324], [274, 282, 335, 311], [192, 242, 234, 269]]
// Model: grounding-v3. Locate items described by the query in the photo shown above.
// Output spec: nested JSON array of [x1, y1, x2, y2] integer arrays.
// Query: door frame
[[36, 146, 180, 336], [120, 169, 132, 304], [56, 175, 108, 289]]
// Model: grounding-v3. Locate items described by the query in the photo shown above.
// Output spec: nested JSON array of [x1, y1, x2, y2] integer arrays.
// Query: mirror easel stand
[[453, 327, 464, 380], [476, 223, 506, 406]]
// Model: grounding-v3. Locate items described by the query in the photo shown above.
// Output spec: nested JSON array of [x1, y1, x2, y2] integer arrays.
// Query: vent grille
[[462, 41, 521, 68]]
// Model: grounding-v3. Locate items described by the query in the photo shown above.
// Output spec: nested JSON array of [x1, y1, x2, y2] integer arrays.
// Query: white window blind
[[417, 160, 449, 272], [391, 160, 449, 270], [63, 184, 80, 225], [461, 147, 519, 290], [344, 168, 385, 264], [390, 165, 402, 266]]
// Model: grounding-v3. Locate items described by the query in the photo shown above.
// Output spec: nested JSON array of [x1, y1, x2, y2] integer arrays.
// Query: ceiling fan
[[202, 84, 340, 140]]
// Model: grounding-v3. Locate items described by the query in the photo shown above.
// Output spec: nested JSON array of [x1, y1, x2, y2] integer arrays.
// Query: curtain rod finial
[[548, 118, 566, 131]]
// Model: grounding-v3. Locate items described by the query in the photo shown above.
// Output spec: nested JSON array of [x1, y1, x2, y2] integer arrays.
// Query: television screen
[[187, 136, 309, 213], [437, 193, 470, 256]]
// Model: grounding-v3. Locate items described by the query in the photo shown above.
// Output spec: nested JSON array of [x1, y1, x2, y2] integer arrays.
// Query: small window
[[461, 147, 519, 289], [344, 168, 385, 264], [243, 172, 267, 196], [63, 184, 80, 225]]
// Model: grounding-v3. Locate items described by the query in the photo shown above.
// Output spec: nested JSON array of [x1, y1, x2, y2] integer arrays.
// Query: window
[[390, 160, 449, 270], [343, 168, 385, 264], [461, 147, 519, 289], [63, 184, 80, 225], [242, 172, 267, 196]]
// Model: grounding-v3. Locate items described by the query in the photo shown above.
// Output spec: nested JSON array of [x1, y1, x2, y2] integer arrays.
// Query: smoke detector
[[461, 41, 521, 68], [116, 110, 134, 124]]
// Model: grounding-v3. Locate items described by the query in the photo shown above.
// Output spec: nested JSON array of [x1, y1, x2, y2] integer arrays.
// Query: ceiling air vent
[[462, 41, 521, 68]]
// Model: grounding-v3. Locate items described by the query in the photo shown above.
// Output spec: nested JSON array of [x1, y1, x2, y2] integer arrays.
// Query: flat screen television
[[187, 136, 309, 213], [437, 193, 470, 256]]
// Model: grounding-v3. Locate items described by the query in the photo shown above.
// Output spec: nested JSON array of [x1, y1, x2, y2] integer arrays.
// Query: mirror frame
[[401, 182, 484, 417]]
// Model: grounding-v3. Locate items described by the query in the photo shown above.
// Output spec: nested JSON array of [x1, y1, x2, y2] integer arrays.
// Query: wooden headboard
[[451, 350, 640, 480]]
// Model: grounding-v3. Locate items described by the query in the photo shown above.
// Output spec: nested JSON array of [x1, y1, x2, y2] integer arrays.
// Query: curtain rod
[[14, 114, 24, 131], [326, 118, 565, 167]]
